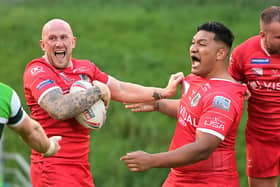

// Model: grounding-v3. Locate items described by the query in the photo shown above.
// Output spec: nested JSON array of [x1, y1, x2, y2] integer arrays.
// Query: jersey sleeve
[[197, 94, 237, 140], [91, 63, 109, 84], [228, 46, 245, 82], [0, 83, 26, 127], [24, 63, 61, 104], [7, 91, 27, 127]]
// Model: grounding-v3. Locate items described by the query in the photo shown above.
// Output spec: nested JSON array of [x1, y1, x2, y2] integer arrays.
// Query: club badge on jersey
[[212, 96, 231, 112]]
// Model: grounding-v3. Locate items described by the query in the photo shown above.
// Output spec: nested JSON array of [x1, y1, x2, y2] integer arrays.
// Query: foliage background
[[0, 0, 278, 186]]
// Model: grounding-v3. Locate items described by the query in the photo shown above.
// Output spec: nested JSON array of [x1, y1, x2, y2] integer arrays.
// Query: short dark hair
[[261, 6, 280, 25], [197, 22, 234, 49]]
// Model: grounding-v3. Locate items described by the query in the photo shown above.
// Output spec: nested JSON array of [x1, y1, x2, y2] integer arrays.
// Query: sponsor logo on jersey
[[247, 158, 253, 168], [178, 104, 198, 127], [191, 93, 201, 107], [37, 79, 55, 90], [212, 96, 231, 112], [30, 66, 45, 75], [252, 68, 263, 76], [271, 69, 280, 77], [251, 58, 270, 64], [249, 80, 280, 91], [203, 116, 225, 131], [73, 66, 91, 73], [249, 81, 261, 90], [251, 68, 280, 77]]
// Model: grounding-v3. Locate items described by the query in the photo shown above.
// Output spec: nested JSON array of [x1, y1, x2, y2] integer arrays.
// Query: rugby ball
[[70, 80, 106, 130]]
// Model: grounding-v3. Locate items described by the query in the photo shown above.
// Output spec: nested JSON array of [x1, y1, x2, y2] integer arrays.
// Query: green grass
[[0, 0, 277, 186]]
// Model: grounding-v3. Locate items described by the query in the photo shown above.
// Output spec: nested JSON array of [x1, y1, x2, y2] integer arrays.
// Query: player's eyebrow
[[192, 38, 209, 44]]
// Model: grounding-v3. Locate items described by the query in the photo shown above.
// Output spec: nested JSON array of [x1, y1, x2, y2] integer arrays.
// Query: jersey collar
[[42, 55, 74, 69]]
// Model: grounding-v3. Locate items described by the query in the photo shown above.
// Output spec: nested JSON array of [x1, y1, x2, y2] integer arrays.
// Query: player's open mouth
[[191, 56, 201, 68], [191, 56, 200, 62], [55, 51, 66, 58]]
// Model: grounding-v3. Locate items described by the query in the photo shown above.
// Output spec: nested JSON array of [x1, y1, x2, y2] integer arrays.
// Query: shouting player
[[23, 18, 182, 187], [121, 22, 246, 186]]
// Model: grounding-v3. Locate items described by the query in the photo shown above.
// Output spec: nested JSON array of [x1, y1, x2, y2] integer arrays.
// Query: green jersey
[[0, 82, 25, 139]]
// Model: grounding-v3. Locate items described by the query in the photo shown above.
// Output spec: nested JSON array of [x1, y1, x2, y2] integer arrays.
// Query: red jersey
[[23, 57, 109, 162], [167, 74, 246, 184], [229, 35, 280, 138]]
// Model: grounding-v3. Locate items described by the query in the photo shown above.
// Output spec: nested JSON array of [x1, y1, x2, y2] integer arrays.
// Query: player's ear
[[216, 48, 227, 61], [260, 30, 265, 38], [72, 37, 77, 49], [40, 40, 45, 51]]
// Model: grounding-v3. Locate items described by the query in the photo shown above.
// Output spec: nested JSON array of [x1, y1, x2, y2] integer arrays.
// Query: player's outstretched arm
[[125, 99, 180, 118], [120, 131, 221, 172], [10, 114, 61, 157], [108, 72, 184, 103]]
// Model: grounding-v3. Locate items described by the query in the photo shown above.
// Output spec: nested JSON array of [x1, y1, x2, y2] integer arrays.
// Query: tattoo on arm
[[85, 86, 102, 106], [155, 101, 160, 111], [152, 91, 162, 100], [39, 88, 64, 119], [39, 86, 102, 120]]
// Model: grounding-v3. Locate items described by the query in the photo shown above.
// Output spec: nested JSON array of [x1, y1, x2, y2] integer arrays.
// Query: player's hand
[[120, 151, 154, 172], [162, 72, 184, 98], [42, 136, 62, 157], [125, 101, 158, 112], [92, 80, 111, 109]]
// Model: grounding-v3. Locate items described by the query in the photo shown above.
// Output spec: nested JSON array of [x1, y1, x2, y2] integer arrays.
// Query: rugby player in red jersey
[[121, 22, 246, 187], [229, 6, 280, 187], [23, 18, 182, 187]]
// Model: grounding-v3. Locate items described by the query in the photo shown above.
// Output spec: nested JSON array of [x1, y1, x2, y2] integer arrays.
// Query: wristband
[[42, 140, 55, 157]]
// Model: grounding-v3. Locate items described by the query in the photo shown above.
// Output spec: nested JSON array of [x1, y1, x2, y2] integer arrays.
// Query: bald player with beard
[[23, 18, 182, 187]]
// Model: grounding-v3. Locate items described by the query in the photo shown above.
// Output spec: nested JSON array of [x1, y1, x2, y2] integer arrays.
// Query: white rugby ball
[[70, 80, 106, 130]]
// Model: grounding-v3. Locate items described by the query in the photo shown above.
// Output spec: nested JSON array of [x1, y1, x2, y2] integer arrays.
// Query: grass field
[[0, 0, 278, 186]]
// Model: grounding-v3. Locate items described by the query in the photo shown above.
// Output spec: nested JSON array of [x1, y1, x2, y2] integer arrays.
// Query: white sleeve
[[7, 91, 26, 127]]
